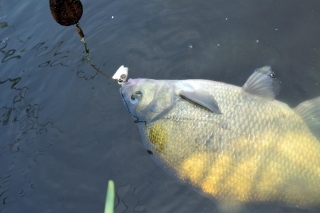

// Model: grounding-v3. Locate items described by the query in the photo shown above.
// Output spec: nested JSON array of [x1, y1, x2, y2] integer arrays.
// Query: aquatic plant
[[104, 180, 115, 213]]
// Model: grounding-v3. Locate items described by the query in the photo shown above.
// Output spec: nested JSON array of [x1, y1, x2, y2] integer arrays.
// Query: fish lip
[[119, 78, 140, 115], [120, 86, 144, 124]]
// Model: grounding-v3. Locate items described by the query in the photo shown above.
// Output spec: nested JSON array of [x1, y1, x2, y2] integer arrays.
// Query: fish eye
[[130, 91, 143, 104]]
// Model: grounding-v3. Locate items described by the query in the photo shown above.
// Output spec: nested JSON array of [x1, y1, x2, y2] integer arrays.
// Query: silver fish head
[[120, 78, 177, 123]]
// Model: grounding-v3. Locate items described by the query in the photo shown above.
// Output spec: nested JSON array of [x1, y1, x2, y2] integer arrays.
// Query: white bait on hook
[[112, 65, 128, 84]]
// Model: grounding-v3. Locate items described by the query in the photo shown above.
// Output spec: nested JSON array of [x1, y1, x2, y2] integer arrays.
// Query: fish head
[[120, 78, 176, 123]]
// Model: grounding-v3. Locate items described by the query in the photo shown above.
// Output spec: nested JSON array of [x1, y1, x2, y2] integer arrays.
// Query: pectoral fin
[[179, 90, 222, 114], [242, 66, 280, 100], [218, 200, 244, 213]]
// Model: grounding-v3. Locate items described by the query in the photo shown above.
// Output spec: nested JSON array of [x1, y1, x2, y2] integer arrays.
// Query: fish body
[[120, 67, 320, 211]]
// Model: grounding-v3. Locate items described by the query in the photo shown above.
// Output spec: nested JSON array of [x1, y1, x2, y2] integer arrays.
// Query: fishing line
[[49, 0, 126, 83]]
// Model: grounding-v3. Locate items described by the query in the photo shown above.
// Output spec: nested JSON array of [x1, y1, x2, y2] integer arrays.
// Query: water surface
[[0, 0, 320, 212]]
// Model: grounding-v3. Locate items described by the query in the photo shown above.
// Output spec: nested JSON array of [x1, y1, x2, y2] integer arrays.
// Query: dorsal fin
[[179, 90, 222, 114], [295, 96, 320, 139], [242, 66, 280, 100]]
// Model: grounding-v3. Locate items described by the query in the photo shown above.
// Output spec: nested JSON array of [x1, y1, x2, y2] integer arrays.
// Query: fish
[[119, 66, 320, 212]]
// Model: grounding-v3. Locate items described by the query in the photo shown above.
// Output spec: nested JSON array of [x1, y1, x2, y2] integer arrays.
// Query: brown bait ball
[[49, 0, 83, 26]]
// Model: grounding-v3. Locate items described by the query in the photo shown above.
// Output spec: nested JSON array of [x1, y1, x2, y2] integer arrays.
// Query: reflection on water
[[0, 63, 61, 212], [0, 0, 320, 212], [0, 28, 110, 210], [115, 181, 155, 212], [35, 42, 69, 68], [0, 33, 124, 213], [0, 77, 59, 134], [1, 43, 21, 62], [0, 22, 7, 29]]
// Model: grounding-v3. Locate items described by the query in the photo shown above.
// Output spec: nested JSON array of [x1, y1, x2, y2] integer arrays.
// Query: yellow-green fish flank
[[148, 124, 168, 153]]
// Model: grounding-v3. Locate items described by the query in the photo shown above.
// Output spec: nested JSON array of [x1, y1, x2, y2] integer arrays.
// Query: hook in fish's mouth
[[120, 90, 147, 124]]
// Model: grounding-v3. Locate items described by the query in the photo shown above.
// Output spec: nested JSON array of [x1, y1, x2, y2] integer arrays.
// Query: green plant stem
[[104, 180, 115, 213]]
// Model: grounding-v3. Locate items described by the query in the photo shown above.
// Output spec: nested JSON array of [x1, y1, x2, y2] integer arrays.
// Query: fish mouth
[[119, 78, 141, 112], [120, 95, 143, 124], [120, 84, 145, 124]]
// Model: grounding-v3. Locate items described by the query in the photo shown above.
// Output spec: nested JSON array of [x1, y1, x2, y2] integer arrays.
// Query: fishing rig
[[49, 0, 128, 85]]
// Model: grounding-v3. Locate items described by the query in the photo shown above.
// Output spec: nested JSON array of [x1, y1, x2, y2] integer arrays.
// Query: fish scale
[[120, 67, 320, 211]]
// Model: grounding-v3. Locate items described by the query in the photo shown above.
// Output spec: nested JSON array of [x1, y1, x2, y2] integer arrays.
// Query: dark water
[[0, 0, 320, 212]]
